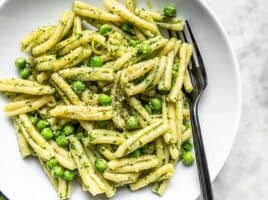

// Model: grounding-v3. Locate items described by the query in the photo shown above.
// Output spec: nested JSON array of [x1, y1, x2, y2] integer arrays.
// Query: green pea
[[121, 23, 133, 33], [47, 158, 58, 169], [36, 120, 49, 130], [63, 170, 76, 181], [126, 116, 138, 130], [129, 149, 141, 158], [182, 151, 195, 166], [29, 115, 38, 125], [15, 57, 26, 69], [99, 24, 112, 35], [88, 56, 103, 67], [20, 68, 32, 79], [182, 140, 193, 151], [56, 135, 69, 147], [63, 124, 75, 136], [149, 98, 162, 111], [129, 39, 138, 47], [164, 4, 176, 17], [98, 94, 112, 106], [76, 131, 85, 141], [95, 158, 107, 172], [138, 43, 152, 58], [41, 127, 54, 140], [71, 80, 86, 94], [51, 165, 64, 178]]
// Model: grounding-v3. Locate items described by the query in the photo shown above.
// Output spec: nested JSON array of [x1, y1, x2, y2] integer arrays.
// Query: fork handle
[[190, 101, 214, 200]]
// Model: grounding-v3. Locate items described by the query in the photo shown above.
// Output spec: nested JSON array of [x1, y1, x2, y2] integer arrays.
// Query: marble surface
[[204, 0, 268, 199]]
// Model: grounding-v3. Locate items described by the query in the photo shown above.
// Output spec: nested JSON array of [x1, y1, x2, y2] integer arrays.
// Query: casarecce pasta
[[0, 1, 196, 199]]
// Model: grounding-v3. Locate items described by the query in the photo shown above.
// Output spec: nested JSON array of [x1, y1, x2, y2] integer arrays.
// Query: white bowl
[[0, 0, 241, 199]]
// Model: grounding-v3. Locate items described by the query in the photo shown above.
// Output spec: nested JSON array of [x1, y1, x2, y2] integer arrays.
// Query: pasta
[[0, 79, 55, 95], [4, 95, 54, 116], [32, 11, 75, 55], [129, 164, 175, 191], [69, 135, 106, 196], [13, 117, 33, 158], [0, 1, 196, 199], [83, 144, 116, 197], [73, 1, 123, 23], [109, 157, 159, 173], [39, 158, 59, 190], [58, 67, 115, 82], [50, 105, 113, 121], [58, 178, 72, 200], [103, 0, 158, 33]]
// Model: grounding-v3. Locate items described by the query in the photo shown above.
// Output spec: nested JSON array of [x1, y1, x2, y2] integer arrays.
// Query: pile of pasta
[[0, 0, 194, 199]]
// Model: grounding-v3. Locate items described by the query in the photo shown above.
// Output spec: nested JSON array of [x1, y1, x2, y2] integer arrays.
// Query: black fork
[[172, 21, 213, 200]]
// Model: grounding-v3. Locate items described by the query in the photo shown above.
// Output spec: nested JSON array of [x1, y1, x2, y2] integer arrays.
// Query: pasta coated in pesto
[[0, 1, 195, 199]]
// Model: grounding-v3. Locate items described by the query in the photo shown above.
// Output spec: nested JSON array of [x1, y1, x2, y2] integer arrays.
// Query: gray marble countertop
[[205, 0, 268, 199]]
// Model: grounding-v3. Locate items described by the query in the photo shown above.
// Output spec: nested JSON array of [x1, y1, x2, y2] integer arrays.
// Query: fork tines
[[181, 20, 207, 87]]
